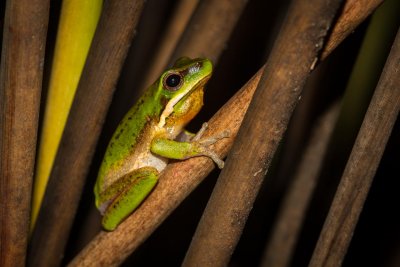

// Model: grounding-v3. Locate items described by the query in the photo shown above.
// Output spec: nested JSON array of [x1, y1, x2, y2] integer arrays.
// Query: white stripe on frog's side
[[158, 63, 203, 129], [157, 90, 187, 129]]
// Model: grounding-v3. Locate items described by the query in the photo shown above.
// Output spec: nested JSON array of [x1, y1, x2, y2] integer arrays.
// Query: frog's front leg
[[99, 167, 158, 231], [176, 122, 229, 143], [151, 130, 227, 168]]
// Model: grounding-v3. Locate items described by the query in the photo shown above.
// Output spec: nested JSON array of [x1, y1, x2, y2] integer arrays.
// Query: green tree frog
[[94, 57, 226, 231]]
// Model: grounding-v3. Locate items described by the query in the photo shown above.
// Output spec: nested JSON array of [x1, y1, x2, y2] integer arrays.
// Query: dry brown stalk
[[169, 0, 250, 64], [0, 1, 49, 266], [321, 0, 384, 58]]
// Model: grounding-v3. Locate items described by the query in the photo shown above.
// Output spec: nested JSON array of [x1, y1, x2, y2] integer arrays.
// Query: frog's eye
[[163, 72, 183, 91]]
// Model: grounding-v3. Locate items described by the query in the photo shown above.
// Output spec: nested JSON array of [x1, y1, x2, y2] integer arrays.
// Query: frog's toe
[[192, 122, 209, 141], [198, 130, 230, 146]]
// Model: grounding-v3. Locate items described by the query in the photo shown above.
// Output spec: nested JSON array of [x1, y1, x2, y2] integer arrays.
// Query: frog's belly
[[130, 150, 168, 173]]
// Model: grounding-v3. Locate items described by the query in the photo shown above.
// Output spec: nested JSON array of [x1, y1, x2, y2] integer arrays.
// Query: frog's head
[[157, 57, 213, 128]]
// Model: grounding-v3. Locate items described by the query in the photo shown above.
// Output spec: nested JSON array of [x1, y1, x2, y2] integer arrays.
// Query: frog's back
[[95, 84, 163, 194]]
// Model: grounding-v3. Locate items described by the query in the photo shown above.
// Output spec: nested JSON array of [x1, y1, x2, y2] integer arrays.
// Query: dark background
[[1, 0, 397, 266]]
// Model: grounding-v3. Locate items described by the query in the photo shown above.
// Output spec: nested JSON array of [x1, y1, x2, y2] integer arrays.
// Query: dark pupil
[[166, 74, 181, 88]]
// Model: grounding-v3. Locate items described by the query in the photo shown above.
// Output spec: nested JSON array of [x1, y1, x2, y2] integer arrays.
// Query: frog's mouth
[[157, 75, 211, 128]]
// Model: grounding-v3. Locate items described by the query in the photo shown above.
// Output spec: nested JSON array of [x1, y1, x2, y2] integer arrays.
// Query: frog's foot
[[176, 122, 209, 142], [193, 126, 230, 169], [197, 130, 230, 146], [196, 146, 225, 169], [193, 122, 230, 142]]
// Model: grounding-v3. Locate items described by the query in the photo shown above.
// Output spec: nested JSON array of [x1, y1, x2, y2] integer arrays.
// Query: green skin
[[94, 57, 223, 231]]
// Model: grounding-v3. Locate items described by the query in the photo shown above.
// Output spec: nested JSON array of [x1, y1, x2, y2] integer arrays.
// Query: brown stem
[[28, 1, 145, 267], [309, 28, 400, 267], [320, 0, 384, 59], [0, 1, 49, 266], [169, 0, 249, 64], [69, 0, 383, 266], [260, 102, 340, 267]]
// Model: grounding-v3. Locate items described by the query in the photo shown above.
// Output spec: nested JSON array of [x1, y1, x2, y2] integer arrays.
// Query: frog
[[94, 57, 226, 231]]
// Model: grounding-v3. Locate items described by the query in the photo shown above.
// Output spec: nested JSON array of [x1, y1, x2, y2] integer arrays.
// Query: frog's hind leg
[[101, 167, 158, 231]]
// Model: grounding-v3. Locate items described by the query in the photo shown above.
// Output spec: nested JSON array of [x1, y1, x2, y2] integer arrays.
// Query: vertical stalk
[[0, 0, 49, 266]]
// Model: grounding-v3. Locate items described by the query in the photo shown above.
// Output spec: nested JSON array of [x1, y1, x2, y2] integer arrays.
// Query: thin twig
[[0, 0, 49, 266], [68, 0, 381, 265], [309, 27, 400, 267], [260, 102, 340, 267], [28, 1, 145, 267]]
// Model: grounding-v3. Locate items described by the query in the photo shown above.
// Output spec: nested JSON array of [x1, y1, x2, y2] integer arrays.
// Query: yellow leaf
[[31, 0, 102, 230]]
